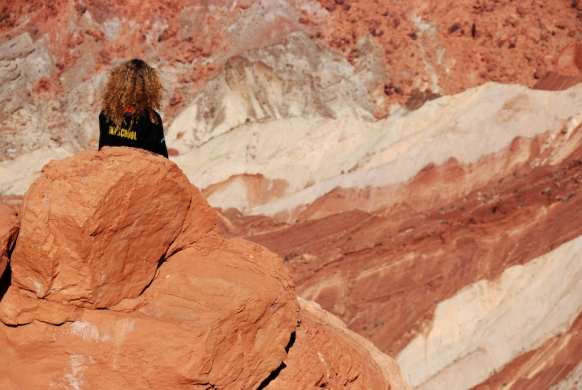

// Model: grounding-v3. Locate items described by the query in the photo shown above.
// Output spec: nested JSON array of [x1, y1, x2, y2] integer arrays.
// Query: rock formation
[[206, 83, 582, 389], [265, 298, 411, 390], [0, 0, 580, 161], [4, 74, 582, 390], [199, 79, 582, 389], [0, 147, 409, 389], [2, 1, 582, 388], [11, 147, 192, 308]]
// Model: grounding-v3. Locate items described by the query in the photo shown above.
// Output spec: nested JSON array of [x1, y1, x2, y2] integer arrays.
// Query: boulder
[[0, 203, 18, 279], [0, 147, 410, 389], [264, 298, 412, 390], [0, 228, 299, 389], [166, 184, 217, 257], [10, 147, 193, 308]]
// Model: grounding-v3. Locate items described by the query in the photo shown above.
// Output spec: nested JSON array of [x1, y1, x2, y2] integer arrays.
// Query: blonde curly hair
[[102, 59, 165, 129]]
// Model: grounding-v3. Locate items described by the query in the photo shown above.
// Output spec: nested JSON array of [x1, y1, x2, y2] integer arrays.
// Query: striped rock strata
[[3, 78, 582, 389], [2, 1, 582, 388], [177, 82, 582, 221], [204, 81, 582, 389]]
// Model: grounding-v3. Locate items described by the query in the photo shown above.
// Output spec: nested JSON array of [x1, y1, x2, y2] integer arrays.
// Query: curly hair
[[101, 59, 165, 129]]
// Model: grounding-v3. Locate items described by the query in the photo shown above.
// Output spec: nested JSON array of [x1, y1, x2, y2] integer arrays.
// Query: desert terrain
[[2, 0, 582, 388]]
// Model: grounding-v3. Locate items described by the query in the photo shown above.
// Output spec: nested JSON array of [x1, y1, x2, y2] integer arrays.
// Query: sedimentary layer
[[2, 2, 582, 387], [213, 82, 582, 388]]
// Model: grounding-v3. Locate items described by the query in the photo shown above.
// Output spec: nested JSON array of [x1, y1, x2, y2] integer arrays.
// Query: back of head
[[102, 59, 165, 128]]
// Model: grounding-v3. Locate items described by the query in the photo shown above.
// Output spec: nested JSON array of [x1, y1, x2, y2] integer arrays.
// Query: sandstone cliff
[[0, 148, 409, 389]]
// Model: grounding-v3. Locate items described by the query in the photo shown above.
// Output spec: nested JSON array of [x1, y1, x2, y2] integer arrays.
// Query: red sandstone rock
[[265, 298, 412, 390], [10, 147, 192, 308], [555, 43, 582, 77], [0, 286, 83, 326], [0, 231, 299, 388], [533, 72, 582, 91], [0, 145, 413, 389], [0, 147, 301, 387], [312, 0, 581, 114], [166, 184, 217, 257], [0, 203, 18, 278], [534, 43, 582, 91]]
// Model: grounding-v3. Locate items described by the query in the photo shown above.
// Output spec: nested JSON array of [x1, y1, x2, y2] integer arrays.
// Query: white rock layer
[[0, 144, 77, 196], [396, 232, 582, 390], [172, 82, 582, 218], [4, 83, 582, 217], [166, 31, 377, 153]]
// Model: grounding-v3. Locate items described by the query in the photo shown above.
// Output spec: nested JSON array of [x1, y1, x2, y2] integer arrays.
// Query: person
[[99, 59, 169, 158]]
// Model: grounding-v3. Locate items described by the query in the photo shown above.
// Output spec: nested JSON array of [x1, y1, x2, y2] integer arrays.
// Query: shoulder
[[99, 111, 109, 123], [153, 110, 162, 124], [136, 110, 162, 125], [99, 112, 109, 130], [148, 111, 164, 131]]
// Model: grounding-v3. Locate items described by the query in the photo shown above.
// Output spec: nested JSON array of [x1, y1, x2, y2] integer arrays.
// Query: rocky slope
[[0, 0, 580, 161], [205, 80, 582, 389], [0, 148, 409, 389]]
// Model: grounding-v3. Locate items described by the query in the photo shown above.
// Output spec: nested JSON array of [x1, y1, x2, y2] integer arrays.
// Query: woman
[[99, 59, 168, 158]]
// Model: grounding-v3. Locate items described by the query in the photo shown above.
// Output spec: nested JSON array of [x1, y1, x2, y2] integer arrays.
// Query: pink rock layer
[[219, 122, 582, 387]]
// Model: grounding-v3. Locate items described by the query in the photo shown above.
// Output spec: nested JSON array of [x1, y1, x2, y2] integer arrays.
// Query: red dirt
[[313, 0, 582, 113], [1, 0, 580, 118], [0, 0, 238, 116]]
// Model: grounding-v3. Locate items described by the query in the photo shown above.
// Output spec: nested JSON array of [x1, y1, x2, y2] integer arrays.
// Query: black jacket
[[99, 111, 168, 158]]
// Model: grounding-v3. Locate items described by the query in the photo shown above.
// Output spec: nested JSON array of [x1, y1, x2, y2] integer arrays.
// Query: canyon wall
[[214, 82, 582, 388], [2, 0, 582, 388]]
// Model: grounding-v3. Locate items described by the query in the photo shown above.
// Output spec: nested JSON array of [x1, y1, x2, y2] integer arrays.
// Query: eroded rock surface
[[3, 1, 581, 388], [213, 82, 582, 389], [178, 82, 582, 220], [167, 184, 218, 257], [0, 233, 299, 388], [0, 147, 408, 389], [265, 298, 411, 390], [10, 147, 192, 308]]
